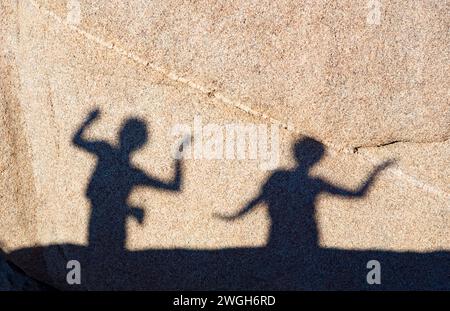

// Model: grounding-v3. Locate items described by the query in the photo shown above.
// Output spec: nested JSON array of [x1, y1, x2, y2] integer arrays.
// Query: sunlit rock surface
[[1, 0, 448, 290]]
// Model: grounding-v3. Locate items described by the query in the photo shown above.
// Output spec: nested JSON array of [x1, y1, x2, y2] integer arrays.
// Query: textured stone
[[0, 0, 449, 290], [31, 0, 450, 146]]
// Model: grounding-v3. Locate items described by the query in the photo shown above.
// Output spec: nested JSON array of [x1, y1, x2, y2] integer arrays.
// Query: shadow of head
[[119, 118, 148, 154], [293, 136, 325, 167]]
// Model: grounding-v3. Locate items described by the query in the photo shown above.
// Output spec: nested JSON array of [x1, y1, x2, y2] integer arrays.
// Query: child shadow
[[5, 110, 449, 290], [72, 109, 186, 254], [216, 137, 393, 254], [214, 137, 396, 288]]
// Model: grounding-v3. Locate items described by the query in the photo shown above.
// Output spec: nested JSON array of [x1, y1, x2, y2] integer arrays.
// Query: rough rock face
[[1, 0, 449, 290], [28, 0, 450, 147]]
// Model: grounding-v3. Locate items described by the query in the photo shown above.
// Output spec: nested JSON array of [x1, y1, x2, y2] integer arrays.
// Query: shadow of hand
[[375, 159, 396, 172], [213, 212, 238, 222], [174, 134, 193, 159], [130, 207, 145, 225], [86, 108, 100, 123]]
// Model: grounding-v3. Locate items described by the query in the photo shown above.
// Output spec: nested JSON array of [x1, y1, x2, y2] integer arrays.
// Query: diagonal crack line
[[26, 0, 289, 129], [359, 152, 450, 204], [26, 0, 450, 204]]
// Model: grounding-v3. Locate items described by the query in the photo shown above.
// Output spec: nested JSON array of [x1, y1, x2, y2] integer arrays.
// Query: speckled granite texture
[[1, 0, 448, 290]]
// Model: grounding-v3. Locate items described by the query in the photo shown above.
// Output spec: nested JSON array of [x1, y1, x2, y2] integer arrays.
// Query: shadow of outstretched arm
[[214, 195, 263, 221], [136, 158, 183, 191], [72, 108, 107, 154], [136, 134, 191, 192], [322, 160, 394, 197]]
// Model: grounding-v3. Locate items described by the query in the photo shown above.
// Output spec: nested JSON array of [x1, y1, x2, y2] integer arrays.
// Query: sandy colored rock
[[33, 0, 450, 146], [0, 0, 449, 290]]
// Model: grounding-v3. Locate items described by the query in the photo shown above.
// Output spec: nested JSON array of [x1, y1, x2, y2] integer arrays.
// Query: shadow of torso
[[86, 143, 143, 253], [264, 170, 320, 253]]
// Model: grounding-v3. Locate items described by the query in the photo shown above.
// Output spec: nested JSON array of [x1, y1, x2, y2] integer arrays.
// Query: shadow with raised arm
[[5, 115, 449, 290], [215, 137, 397, 288], [72, 109, 185, 254], [217, 137, 393, 254]]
